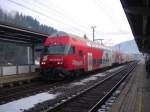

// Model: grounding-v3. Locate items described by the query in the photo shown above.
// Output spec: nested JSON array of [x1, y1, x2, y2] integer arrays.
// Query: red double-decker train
[[40, 32, 134, 79]]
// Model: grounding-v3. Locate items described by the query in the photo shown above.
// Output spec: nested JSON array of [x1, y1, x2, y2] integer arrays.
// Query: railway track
[[0, 64, 122, 105], [40, 62, 137, 112], [0, 73, 101, 104], [0, 80, 65, 104]]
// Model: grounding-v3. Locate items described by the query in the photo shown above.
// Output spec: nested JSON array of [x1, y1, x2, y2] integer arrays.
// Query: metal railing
[[0, 64, 39, 76]]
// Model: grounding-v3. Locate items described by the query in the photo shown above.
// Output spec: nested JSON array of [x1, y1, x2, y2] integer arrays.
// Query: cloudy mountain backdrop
[[113, 39, 140, 54]]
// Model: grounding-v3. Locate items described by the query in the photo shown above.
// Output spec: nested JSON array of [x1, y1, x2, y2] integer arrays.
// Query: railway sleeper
[[63, 108, 88, 112]]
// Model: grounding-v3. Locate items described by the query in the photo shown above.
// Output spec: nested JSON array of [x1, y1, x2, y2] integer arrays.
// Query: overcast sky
[[0, 0, 134, 46]]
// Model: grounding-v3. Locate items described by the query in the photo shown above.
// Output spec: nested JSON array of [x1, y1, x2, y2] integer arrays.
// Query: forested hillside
[[0, 8, 57, 35]]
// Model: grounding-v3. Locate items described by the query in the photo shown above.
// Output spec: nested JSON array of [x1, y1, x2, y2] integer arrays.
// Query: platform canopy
[[120, 0, 150, 53], [0, 22, 48, 44]]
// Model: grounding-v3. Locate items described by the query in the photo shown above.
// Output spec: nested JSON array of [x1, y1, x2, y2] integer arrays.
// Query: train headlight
[[41, 62, 46, 65], [57, 62, 63, 64]]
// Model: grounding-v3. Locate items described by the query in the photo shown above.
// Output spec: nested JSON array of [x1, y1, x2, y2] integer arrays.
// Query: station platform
[[110, 59, 150, 112], [0, 65, 40, 87], [0, 73, 39, 87]]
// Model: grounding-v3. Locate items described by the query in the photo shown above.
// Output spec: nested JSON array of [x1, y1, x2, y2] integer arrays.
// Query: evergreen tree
[[0, 8, 57, 35]]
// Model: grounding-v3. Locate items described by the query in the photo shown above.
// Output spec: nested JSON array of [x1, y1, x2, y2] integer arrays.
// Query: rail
[[43, 61, 137, 112]]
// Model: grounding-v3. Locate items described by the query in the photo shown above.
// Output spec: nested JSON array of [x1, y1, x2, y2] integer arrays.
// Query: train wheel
[[73, 70, 84, 78]]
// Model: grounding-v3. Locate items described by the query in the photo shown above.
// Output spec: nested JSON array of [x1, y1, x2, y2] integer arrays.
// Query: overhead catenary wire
[[7, 0, 124, 40], [8, 0, 106, 38], [30, 0, 91, 31], [43, 1, 102, 38], [94, 0, 128, 34], [7, 0, 90, 35], [29, 0, 104, 38]]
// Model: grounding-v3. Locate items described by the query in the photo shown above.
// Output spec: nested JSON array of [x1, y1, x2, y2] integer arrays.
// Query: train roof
[[48, 31, 113, 51]]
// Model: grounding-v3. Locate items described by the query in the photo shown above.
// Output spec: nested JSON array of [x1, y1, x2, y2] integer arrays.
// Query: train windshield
[[43, 45, 69, 55]]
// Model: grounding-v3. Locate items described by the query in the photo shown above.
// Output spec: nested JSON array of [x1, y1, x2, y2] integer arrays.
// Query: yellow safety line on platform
[[137, 91, 142, 112]]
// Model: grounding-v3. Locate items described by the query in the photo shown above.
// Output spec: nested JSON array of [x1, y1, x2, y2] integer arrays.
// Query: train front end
[[40, 33, 71, 79]]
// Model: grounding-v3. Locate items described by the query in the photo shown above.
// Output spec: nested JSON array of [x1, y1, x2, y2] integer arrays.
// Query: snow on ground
[[70, 73, 107, 86], [0, 92, 59, 112], [0, 65, 125, 112], [70, 65, 124, 86], [71, 82, 85, 86], [94, 73, 106, 77], [106, 65, 124, 73], [81, 76, 97, 83]]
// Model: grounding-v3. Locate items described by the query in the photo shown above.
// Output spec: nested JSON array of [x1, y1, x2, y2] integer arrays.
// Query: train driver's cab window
[[79, 50, 83, 59], [69, 46, 75, 54]]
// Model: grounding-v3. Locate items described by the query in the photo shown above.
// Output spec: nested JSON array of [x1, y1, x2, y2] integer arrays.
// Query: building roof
[[120, 0, 150, 53], [0, 22, 48, 44]]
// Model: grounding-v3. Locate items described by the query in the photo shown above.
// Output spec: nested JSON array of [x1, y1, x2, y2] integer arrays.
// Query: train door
[[88, 53, 93, 71]]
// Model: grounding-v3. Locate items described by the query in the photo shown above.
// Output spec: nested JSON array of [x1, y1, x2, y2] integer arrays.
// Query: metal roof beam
[[0, 34, 34, 42], [143, 0, 149, 6], [142, 16, 148, 35], [135, 35, 150, 39], [0, 24, 47, 44], [0, 24, 48, 37], [0, 37, 32, 44], [124, 7, 150, 15]]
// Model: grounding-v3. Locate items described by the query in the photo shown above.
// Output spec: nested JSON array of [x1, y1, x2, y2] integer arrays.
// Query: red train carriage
[[40, 32, 124, 78]]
